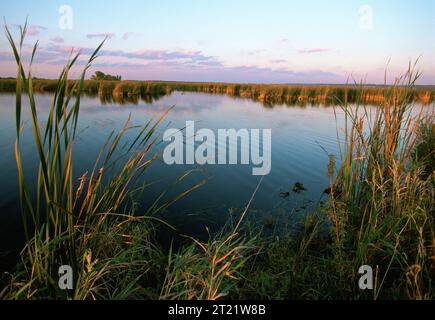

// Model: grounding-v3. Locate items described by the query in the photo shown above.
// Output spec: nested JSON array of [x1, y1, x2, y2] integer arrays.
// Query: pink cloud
[[14, 24, 47, 37], [298, 48, 330, 54], [86, 33, 116, 39], [270, 59, 287, 64], [50, 36, 64, 43]]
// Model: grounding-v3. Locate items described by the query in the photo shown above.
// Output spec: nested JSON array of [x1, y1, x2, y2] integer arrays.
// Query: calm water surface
[[0, 91, 388, 270]]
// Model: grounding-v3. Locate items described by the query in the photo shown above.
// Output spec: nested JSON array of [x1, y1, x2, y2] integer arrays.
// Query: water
[[0, 91, 355, 271]]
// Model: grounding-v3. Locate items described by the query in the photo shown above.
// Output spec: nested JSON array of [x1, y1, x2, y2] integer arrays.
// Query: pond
[[0, 91, 381, 271]]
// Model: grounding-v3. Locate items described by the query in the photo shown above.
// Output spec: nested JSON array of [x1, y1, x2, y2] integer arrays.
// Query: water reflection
[[97, 92, 166, 105], [0, 91, 431, 272]]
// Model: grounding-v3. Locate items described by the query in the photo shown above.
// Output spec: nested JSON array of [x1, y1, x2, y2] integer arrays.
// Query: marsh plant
[[327, 67, 434, 299], [1, 22, 254, 300], [0, 79, 433, 107], [236, 66, 434, 300], [2, 21, 164, 299], [1, 21, 433, 300]]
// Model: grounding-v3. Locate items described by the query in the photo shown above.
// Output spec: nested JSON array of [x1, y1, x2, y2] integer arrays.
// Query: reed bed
[[1, 78, 434, 106], [1, 22, 164, 299], [236, 65, 434, 300], [1, 21, 434, 300], [325, 66, 434, 299], [0, 22, 255, 300]]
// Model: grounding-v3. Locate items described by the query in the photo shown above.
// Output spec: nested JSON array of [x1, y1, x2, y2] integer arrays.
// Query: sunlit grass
[[236, 64, 434, 300], [0, 78, 433, 106], [1, 20, 433, 300], [1, 21, 255, 300]]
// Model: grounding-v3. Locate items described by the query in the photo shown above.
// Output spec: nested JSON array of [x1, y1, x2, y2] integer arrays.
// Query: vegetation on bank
[[0, 24, 434, 300], [0, 77, 434, 106], [236, 70, 435, 300], [0, 23, 254, 300]]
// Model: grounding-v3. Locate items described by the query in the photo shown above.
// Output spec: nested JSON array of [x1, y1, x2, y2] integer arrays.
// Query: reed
[[1, 78, 434, 106], [327, 64, 434, 299], [1, 21, 173, 299], [1, 21, 256, 300], [160, 181, 261, 300], [2, 19, 433, 301], [236, 64, 434, 300]]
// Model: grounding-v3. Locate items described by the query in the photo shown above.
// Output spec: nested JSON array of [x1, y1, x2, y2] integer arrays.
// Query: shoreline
[[1, 79, 434, 105]]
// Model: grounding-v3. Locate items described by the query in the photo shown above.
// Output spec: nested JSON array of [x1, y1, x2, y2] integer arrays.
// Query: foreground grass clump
[[1, 22, 160, 299], [326, 68, 434, 299], [237, 67, 434, 300], [160, 191, 260, 300], [0, 22, 253, 300]]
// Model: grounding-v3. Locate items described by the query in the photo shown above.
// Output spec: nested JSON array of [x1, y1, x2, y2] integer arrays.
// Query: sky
[[0, 0, 434, 84]]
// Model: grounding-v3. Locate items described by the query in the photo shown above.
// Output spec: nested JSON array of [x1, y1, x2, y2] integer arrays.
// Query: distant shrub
[[91, 71, 122, 81]]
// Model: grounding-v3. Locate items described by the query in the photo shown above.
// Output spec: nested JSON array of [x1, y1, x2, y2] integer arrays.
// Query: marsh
[[0, 91, 352, 269]]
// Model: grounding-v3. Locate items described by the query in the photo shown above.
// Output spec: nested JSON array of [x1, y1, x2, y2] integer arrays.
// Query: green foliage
[[2, 21, 434, 301], [2, 21, 254, 301], [235, 65, 434, 301], [1, 79, 433, 106]]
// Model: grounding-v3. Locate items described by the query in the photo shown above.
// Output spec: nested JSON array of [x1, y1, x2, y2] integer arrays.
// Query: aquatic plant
[[1, 21, 255, 300], [236, 63, 434, 300], [1, 78, 433, 106], [328, 64, 434, 299]]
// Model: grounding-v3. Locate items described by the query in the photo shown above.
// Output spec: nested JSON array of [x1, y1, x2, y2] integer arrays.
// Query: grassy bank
[[0, 24, 255, 300], [1, 25, 434, 300], [1, 78, 434, 106], [236, 71, 435, 300]]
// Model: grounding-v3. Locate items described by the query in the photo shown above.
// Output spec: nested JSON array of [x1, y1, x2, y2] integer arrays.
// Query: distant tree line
[[91, 71, 122, 81]]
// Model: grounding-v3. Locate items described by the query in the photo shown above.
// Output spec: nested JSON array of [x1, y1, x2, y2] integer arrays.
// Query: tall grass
[[236, 65, 434, 300], [2, 21, 170, 299], [1, 21, 256, 300], [160, 181, 261, 300], [328, 64, 434, 299], [1, 21, 433, 301], [1, 79, 433, 106], [160, 230, 256, 300]]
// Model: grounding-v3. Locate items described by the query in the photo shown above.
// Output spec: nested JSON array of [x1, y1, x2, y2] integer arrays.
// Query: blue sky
[[1, 0, 434, 83]]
